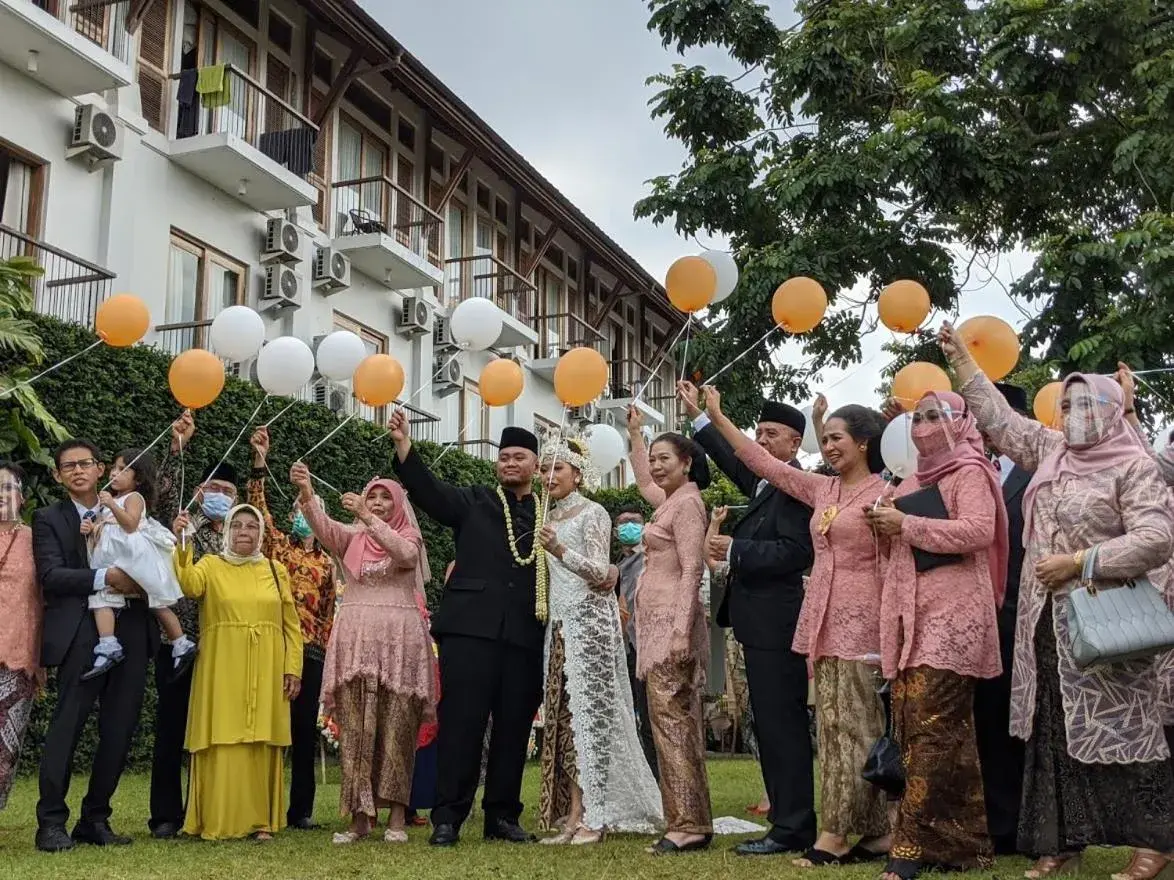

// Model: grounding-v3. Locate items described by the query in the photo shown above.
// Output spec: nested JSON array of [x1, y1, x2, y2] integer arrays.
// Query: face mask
[[290, 512, 313, 540], [200, 492, 233, 522], [617, 522, 643, 545], [910, 421, 953, 458]]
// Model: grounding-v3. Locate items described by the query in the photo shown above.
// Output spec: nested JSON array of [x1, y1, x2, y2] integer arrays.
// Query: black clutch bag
[[893, 484, 963, 573], [861, 680, 905, 798]]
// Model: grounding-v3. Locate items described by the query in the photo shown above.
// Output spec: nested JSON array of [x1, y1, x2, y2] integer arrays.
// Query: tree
[[0, 256, 68, 513], [637, 0, 1174, 427]]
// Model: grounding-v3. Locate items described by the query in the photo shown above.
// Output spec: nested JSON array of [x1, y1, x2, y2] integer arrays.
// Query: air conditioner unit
[[398, 296, 434, 337], [312, 379, 352, 415], [68, 103, 123, 164], [261, 218, 303, 264], [569, 402, 598, 423], [434, 355, 463, 397], [261, 264, 301, 311], [433, 316, 458, 350], [311, 246, 350, 291]]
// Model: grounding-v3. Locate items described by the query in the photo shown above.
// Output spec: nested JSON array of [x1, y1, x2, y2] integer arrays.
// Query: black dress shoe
[[736, 835, 801, 856], [72, 821, 132, 846], [287, 817, 319, 831], [35, 826, 75, 853], [171, 646, 198, 682], [151, 821, 182, 840], [649, 834, 713, 854], [483, 818, 536, 843], [80, 651, 125, 682], [429, 823, 460, 846]]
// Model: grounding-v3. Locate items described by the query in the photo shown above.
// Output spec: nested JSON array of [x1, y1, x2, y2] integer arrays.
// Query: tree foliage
[[638, 0, 1174, 426]]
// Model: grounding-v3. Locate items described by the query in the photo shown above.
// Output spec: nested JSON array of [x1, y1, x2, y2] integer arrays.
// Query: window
[[345, 83, 392, 131], [332, 312, 389, 423], [427, 142, 445, 174], [494, 197, 509, 226], [335, 118, 388, 235], [312, 48, 333, 83], [0, 145, 44, 236], [162, 234, 246, 353], [397, 119, 416, 151], [460, 380, 489, 448], [267, 13, 293, 53], [476, 183, 491, 211], [445, 202, 465, 305], [534, 413, 560, 443], [221, 0, 259, 27]]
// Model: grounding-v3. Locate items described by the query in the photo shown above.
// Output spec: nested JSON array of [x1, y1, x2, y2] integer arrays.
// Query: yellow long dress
[[174, 547, 303, 840]]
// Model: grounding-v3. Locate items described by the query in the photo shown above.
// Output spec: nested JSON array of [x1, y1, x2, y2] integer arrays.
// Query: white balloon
[[583, 423, 626, 473], [256, 336, 315, 397], [315, 330, 367, 382], [209, 305, 265, 362], [699, 250, 739, 304], [880, 413, 918, 479], [449, 298, 504, 352], [800, 405, 821, 455]]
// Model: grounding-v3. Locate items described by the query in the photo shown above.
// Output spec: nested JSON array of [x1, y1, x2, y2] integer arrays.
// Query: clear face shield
[[910, 395, 962, 458], [0, 469, 23, 522], [1061, 380, 1111, 449]]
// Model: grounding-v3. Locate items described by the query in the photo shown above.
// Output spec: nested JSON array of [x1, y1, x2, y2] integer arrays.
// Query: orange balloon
[[665, 255, 717, 314], [168, 349, 225, 410], [353, 354, 405, 407], [771, 277, 827, 333], [958, 315, 1020, 381], [1034, 381, 1063, 428], [480, 358, 524, 407], [95, 294, 150, 347], [878, 280, 931, 333], [891, 362, 952, 411], [553, 347, 609, 407]]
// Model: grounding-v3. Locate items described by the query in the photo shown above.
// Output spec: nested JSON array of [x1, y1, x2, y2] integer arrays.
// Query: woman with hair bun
[[704, 386, 892, 868], [625, 406, 713, 854]]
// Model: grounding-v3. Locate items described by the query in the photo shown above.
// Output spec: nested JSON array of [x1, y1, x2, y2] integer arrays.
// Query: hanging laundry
[[196, 64, 231, 109]]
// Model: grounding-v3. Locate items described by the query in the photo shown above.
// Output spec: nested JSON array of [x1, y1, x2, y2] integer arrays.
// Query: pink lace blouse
[[0, 527, 39, 677], [881, 466, 1002, 680], [736, 443, 887, 663], [303, 498, 435, 718], [629, 442, 708, 680]]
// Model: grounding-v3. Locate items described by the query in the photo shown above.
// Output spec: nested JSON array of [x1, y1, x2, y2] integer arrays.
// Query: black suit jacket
[[394, 446, 545, 653], [32, 500, 101, 667], [695, 423, 815, 650], [1002, 465, 1031, 619]]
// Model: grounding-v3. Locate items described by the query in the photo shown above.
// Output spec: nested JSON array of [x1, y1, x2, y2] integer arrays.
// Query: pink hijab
[[912, 391, 1010, 607], [342, 478, 431, 596], [1022, 373, 1148, 541]]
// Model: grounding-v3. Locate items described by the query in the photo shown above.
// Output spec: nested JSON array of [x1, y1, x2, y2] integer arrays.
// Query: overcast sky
[[376, 0, 1037, 412]]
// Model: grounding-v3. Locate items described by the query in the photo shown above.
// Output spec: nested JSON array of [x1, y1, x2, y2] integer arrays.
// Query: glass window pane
[[210, 265, 239, 318], [167, 246, 200, 325]]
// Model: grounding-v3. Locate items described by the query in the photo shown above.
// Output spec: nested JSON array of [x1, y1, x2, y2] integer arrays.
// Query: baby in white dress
[[81, 449, 197, 681]]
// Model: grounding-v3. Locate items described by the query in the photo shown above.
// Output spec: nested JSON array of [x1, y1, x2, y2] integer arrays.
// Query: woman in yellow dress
[[172, 503, 303, 840]]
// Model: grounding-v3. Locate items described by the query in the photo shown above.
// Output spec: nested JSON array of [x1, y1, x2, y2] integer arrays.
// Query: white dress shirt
[[73, 498, 108, 591]]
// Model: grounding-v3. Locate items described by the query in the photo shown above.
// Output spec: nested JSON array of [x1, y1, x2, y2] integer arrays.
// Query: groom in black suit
[[680, 382, 817, 856], [32, 439, 156, 852], [974, 383, 1031, 855]]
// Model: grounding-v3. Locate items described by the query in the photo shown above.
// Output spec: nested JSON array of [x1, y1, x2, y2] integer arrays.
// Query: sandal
[[844, 843, 889, 864], [540, 826, 577, 846], [794, 848, 844, 867], [1026, 854, 1082, 879], [332, 830, 368, 845], [1112, 850, 1174, 880], [882, 858, 923, 880], [647, 834, 712, 854], [383, 828, 408, 844], [571, 826, 605, 845]]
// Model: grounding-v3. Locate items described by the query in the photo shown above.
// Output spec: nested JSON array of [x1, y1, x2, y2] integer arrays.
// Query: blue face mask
[[290, 512, 313, 540], [617, 522, 644, 546], [200, 492, 233, 522]]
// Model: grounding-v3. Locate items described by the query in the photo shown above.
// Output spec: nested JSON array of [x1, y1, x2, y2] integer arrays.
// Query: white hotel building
[[0, 0, 689, 483]]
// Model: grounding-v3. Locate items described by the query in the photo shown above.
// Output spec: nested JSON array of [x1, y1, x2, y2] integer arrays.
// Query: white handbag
[[1066, 544, 1174, 670]]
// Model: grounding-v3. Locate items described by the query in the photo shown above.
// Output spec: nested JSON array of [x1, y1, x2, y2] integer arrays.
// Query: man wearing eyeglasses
[[32, 440, 157, 853]]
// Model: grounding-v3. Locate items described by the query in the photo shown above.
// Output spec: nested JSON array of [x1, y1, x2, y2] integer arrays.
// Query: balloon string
[[434, 421, 473, 464], [263, 461, 289, 501], [263, 399, 298, 428], [678, 318, 693, 383], [184, 395, 269, 512], [701, 325, 779, 386], [298, 413, 356, 463], [1131, 372, 1174, 415], [310, 471, 343, 497], [177, 439, 186, 551], [98, 420, 175, 494], [372, 350, 465, 445], [0, 339, 102, 399], [636, 318, 691, 402]]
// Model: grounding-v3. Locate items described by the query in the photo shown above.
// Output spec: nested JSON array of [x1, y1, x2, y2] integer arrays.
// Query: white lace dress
[[538, 492, 663, 833]]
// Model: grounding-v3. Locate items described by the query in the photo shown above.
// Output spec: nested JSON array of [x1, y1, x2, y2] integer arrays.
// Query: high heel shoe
[[1112, 850, 1174, 880], [571, 826, 604, 845], [539, 826, 576, 846]]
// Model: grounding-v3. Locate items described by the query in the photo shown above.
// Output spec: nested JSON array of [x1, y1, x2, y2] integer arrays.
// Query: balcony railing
[[332, 176, 443, 263], [32, 0, 134, 64], [444, 254, 535, 323], [533, 312, 606, 360], [0, 223, 114, 328], [172, 64, 320, 179], [153, 319, 211, 356], [610, 358, 664, 404], [403, 402, 441, 444], [449, 439, 500, 462]]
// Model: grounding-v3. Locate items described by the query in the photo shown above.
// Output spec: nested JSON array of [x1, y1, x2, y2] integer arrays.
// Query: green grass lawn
[[0, 759, 1128, 880]]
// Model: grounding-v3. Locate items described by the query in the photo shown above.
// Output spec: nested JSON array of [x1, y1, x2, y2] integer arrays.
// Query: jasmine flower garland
[[496, 484, 549, 622]]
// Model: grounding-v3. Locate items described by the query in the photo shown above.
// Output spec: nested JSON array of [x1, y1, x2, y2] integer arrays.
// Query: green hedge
[[14, 315, 747, 773]]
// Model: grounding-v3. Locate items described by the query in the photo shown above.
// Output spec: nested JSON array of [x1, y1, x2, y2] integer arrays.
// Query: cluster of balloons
[[664, 251, 739, 314]]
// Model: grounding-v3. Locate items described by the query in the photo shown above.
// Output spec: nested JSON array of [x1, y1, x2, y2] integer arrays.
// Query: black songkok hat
[[499, 427, 539, 455], [758, 400, 806, 436], [204, 461, 238, 485], [995, 383, 1029, 416]]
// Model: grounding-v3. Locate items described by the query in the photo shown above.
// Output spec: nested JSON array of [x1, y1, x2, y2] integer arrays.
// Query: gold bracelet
[[1073, 549, 1087, 571]]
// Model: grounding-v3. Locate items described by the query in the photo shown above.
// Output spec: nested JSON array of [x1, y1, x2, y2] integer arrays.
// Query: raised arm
[[555, 503, 612, 588], [899, 466, 998, 555], [173, 544, 210, 600], [248, 427, 292, 560], [679, 380, 760, 497], [626, 406, 667, 507], [361, 517, 421, 569], [102, 491, 143, 534], [299, 494, 357, 559], [387, 408, 474, 528], [157, 410, 195, 526], [1088, 457, 1174, 583], [1119, 365, 1174, 487]]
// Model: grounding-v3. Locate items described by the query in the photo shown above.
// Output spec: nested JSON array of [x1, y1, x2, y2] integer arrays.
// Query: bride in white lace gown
[[536, 435, 663, 844]]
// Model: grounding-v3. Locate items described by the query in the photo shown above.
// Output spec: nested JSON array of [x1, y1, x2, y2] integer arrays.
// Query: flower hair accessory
[[539, 433, 600, 489]]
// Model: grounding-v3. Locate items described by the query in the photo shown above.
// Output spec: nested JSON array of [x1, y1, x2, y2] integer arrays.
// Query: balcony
[[168, 64, 318, 212], [330, 177, 444, 290], [449, 439, 500, 462], [527, 313, 605, 383], [444, 255, 538, 349], [597, 358, 667, 426], [1, 223, 114, 328], [0, 0, 133, 97]]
